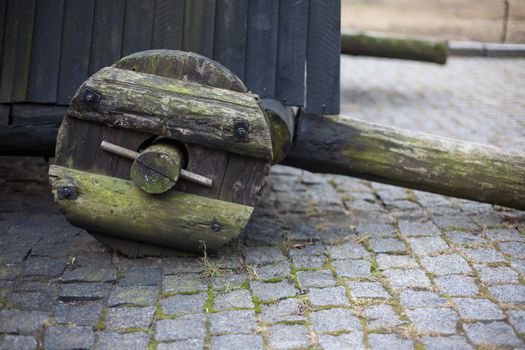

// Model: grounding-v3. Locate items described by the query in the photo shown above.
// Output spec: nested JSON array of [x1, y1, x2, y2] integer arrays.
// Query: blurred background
[[342, 0, 525, 43]]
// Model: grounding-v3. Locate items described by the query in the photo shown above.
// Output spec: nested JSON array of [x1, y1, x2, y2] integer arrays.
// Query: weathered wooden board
[[183, 0, 216, 58], [57, 0, 95, 105], [68, 67, 272, 159], [306, 0, 340, 114], [49, 165, 254, 252], [0, 105, 10, 126], [174, 144, 229, 199], [89, 0, 125, 74], [55, 118, 150, 180], [284, 114, 525, 211], [122, 0, 155, 56], [244, 0, 279, 98], [0, 104, 65, 156], [0, 0, 36, 103], [152, 0, 185, 50], [219, 153, 270, 206], [114, 50, 247, 93], [214, 0, 248, 80], [276, 0, 308, 107], [27, 0, 64, 103], [0, 1, 5, 87]]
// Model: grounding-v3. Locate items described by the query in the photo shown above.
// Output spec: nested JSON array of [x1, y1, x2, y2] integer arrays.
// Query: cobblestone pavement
[[1, 57, 525, 349]]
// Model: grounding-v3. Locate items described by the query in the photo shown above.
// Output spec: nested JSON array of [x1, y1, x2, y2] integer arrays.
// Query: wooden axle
[[100, 140, 213, 192], [284, 114, 525, 211]]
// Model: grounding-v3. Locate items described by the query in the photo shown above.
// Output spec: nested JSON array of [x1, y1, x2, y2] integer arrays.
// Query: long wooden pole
[[341, 30, 448, 65], [283, 114, 525, 211]]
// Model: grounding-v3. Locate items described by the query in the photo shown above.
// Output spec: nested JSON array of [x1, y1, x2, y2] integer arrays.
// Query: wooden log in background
[[283, 114, 525, 211], [341, 30, 448, 65]]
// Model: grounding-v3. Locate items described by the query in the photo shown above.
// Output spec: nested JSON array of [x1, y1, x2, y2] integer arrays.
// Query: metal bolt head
[[85, 92, 95, 101], [62, 187, 71, 198], [211, 222, 222, 232], [236, 127, 246, 137]]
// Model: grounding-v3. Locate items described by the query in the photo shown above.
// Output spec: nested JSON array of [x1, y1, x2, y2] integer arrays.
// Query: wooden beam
[[341, 30, 448, 65], [283, 114, 525, 211]]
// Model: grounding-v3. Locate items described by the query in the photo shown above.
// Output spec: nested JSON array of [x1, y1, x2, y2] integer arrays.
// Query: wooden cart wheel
[[52, 50, 271, 258]]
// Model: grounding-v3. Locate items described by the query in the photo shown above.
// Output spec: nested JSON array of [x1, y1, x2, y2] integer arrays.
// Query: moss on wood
[[49, 165, 254, 252]]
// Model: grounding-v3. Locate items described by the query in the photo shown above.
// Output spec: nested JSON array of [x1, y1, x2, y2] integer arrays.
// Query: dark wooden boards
[[89, 0, 126, 74], [214, 0, 248, 80], [28, 0, 65, 103], [0, 0, 341, 114], [276, 0, 309, 107], [183, 0, 216, 58], [122, 0, 155, 56], [152, 0, 185, 50], [57, 0, 96, 105], [0, 0, 36, 103], [306, 0, 340, 114], [245, 0, 279, 98], [0, 103, 65, 157]]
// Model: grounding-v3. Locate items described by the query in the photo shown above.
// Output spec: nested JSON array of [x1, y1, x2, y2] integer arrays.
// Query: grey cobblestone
[[369, 238, 406, 254], [421, 335, 473, 350], [463, 321, 523, 347], [108, 286, 157, 307], [329, 243, 370, 260], [376, 254, 418, 270], [446, 231, 487, 245], [251, 280, 297, 301], [355, 223, 396, 238], [318, 332, 365, 350], [400, 290, 447, 309], [267, 324, 310, 350], [407, 237, 449, 255], [310, 308, 361, 332], [499, 242, 525, 258], [348, 282, 390, 299], [58, 282, 112, 302], [368, 333, 414, 350], [486, 228, 524, 242], [54, 301, 104, 326], [461, 247, 506, 263], [508, 309, 525, 334], [209, 310, 256, 335], [44, 326, 95, 350], [259, 298, 306, 323], [308, 287, 350, 307], [434, 275, 479, 296], [211, 334, 263, 350], [476, 265, 519, 284], [105, 306, 155, 330], [0, 309, 48, 334], [384, 269, 431, 290], [333, 259, 371, 278], [364, 304, 403, 329], [95, 332, 151, 350], [157, 339, 204, 350], [407, 308, 459, 334], [453, 298, 504, 320], [162, 274, 207, 293], [296, 270, 336, 288], [254, 261, 289, 280], [489, 284, 525, 304], [398, 220, 440, 236], [213, 289, 253, 310], [160, 292, 207, 315], [155, 315, 206, 342], [420, 255, 472, 275], [0, 335, 37, 350], [243, 246, 286, 266]]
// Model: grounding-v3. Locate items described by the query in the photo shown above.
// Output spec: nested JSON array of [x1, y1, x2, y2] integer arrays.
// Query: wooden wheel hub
[[49, 50, 272, 257]]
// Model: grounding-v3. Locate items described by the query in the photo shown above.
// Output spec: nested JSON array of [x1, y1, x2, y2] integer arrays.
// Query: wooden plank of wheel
[[50, 50, 272, 257]]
